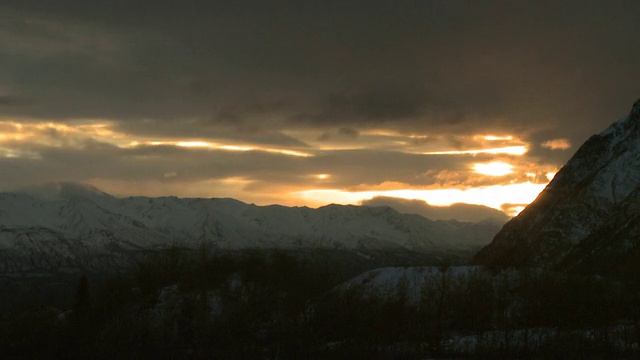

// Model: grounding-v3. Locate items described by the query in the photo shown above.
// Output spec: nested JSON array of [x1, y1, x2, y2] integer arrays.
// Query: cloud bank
[[0, 1, 638, 216]]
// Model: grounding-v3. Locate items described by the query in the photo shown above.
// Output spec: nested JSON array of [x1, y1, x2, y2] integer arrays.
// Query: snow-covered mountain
[[475, 98, 640, 275], [0, 183, 502, 275]]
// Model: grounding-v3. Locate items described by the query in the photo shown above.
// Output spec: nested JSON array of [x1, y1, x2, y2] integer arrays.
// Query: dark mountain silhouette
[[475, 98, 640, 276]]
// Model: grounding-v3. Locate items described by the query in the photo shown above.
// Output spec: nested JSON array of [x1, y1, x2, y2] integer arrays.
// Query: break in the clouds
[[0, 1, 639, 216]]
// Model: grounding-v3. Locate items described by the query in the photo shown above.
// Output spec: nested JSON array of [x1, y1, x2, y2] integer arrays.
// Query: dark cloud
[[0, 0, 637, 140], [0, 0, 640, 137], [0, 95, 32, 107], [317, 127, 360, 141], [316, 82, 432, 122], [338, 127, 359, 139], [212, 99, 293, 125], [0, 0, 639, 208]]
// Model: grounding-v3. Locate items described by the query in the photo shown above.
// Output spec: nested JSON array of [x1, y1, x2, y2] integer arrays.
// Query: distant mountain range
[[361, 196, 510, 223], [475, 98, 640, 276], [0, 182, 503, 276]]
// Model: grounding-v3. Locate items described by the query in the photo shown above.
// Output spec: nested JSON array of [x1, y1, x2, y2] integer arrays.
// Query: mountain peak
[[475, 97, 640, 275]]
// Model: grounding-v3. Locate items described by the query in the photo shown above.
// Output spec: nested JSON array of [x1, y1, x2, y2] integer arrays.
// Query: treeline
[[317, 267, 640, 358], [0, 247, 349, 359], [2, 248, 640, 359]]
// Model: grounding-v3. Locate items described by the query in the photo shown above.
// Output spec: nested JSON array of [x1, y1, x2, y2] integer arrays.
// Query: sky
[[0, 1, 639, 217]]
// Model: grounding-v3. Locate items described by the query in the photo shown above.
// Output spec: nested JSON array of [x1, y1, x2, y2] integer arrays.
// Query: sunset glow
[[0, 118, 559, 217], [0, 0, 635, 228], [293, 181, 547, 216], [144, 140, 313, 157], [541, 138, 572, 150], [482, 135, 515, 141], [422, 145, 528, 156], [472, 161, 515, 176]]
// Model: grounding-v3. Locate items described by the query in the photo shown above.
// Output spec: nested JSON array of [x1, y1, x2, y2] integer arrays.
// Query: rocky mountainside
[[475, 98, 640, 275], [0, 183, 502, 276]]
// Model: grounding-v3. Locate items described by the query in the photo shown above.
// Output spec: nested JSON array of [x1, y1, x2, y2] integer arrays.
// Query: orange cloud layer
[[541, 138, 571, 150]]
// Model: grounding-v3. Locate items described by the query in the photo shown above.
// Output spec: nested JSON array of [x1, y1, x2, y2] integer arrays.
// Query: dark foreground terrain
[[2, 247, 640, 359]]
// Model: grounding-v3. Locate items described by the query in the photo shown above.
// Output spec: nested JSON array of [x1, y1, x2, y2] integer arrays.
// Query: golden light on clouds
[[0, 120, 130, 149], [0, 132, 28, 141], [174, 141, 215, 148], [293, 181, 546, 216], [422, 145, 528, 156], [0, 120, 313, 157], [1, 118, 562, 217], [0, 147, 40, 159], [142, 140, 313, 157], [509, 205, 526, 215], [541, 138, 571, 150], [480, 135, 514, 141], [472, 161, 514, 177]]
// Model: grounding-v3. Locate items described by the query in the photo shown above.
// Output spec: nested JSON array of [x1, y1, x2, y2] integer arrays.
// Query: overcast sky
[[1, 1, 639, 216]]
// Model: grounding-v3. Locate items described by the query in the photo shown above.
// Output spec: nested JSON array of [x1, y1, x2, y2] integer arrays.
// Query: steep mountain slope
[[475, 98, 640, 274], [0, 183, 502, 275]]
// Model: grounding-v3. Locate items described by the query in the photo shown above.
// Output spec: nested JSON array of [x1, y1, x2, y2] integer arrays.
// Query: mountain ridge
[[0, 184, 503, 275], [475, 98, 640, 274], [360, 196, 510, 222]]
